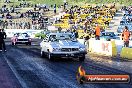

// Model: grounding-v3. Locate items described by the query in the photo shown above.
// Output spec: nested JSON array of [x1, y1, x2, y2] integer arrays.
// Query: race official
[[0, 29, 6, 51], [122, 26, 130, 47], [95, 24, 101, 40]]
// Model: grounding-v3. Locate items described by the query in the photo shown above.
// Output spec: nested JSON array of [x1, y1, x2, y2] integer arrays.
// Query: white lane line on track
[[2, 53, 29, 88]]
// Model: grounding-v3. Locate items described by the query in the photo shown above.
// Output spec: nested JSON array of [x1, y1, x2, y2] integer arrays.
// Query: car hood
[[50, 40, 85, 48], [17, 36, 30, 39]]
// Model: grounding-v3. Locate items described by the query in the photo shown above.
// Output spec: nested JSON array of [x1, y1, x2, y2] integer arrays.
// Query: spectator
[[20, 13, 24, 18], [1, 6, 5, 13], [2, 14, 4, 18], [54, 4, 56, 14], [6, 13, 12, 19], [84, 20, 89, 30], [11, 6, 14, 13], [63, 0, 67, 10], [5, 0, 10, 3], [72, 29, 78, 38], [58, 27, 62, 33], [27, 22, 31, 29], [4, 20, 8, 29], [84, 30, 90, 49]]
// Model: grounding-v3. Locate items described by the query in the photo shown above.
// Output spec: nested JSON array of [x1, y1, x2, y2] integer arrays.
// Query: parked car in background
[[40, 32, 87, 61], [35, 30, 50, 39], [11, 33, 32, 45], [100, 32, 119, 40]]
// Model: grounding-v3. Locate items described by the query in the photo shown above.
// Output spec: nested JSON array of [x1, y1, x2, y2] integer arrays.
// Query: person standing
[[54, 4, 56, 14], [84, 30, 90, 49], [84, 20, 88, 30], [0, 29, 6, 51], [72, 29, 78, 38], [95, 24, 101, 40], [5, 0, 10, 3], [122, 26, 130, 47], [58, 27, 62, 33]]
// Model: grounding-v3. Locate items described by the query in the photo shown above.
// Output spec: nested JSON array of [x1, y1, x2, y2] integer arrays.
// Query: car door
[[41, 35, 50, 52]]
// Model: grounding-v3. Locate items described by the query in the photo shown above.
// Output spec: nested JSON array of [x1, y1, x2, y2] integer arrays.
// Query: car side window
[[43, 38, 47, 42], [49, 35, 57, 41], [43, 36, 48, 42], [102, 33, 105, 36]]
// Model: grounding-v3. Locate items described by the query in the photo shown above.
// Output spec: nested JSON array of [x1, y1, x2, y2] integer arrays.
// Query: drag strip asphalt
[[2, 39, 132, 88]]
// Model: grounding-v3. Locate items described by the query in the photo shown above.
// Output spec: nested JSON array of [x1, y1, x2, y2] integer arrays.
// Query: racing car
[[40, 32, 87, 61], [100, 32, 118, 40], [11, 33, 32, 45]]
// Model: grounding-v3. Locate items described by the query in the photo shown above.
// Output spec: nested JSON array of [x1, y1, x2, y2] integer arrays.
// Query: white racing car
[[40, 32, 87, 61], [11, 33, 32, 45]]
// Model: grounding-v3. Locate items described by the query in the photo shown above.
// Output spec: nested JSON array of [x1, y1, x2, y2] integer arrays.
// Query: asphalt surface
[[0, 38, 132, 88], [0, 53, 22, 88]]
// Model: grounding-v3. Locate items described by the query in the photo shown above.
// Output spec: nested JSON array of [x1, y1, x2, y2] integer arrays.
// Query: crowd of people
[[118, 6, 132, 33], [120, 6, 132, 47], [53, 4, 132, 47], [53, 4, 117, 40], [0, 1, 54, 29], [0, 1, 131, 51]]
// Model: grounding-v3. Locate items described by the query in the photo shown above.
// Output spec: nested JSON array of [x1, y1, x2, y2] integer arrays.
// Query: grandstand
[[117, 7, 132, 33], [0, 0, 131, 36]]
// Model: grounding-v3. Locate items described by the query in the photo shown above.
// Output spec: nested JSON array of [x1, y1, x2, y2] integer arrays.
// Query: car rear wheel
[[48, 52, 54, 61], [12, 42, 16, 45], [12, 42, 14, 45], [79, 55, 85, 62]]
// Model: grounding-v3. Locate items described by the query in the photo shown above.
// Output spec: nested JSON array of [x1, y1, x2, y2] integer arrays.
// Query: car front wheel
[[41, 50, 45, 58], [48, 52, 54, 61], [28, 42, 31, 45], [79, 55, 85, 61], [26, 42, 31, 45]]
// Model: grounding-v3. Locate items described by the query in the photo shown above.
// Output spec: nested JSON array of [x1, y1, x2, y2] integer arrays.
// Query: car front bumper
[[50, 51, 87, 58], [14, 41, 31, 43]]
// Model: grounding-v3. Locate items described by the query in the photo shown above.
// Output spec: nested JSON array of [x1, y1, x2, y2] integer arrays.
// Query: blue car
[[100, 32, 119, 40]]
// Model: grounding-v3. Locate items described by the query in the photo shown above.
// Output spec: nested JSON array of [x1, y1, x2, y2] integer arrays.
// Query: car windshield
[[14, 33, 29, 37], [22, 33, 30, 37], [49, 34, 75, 41]]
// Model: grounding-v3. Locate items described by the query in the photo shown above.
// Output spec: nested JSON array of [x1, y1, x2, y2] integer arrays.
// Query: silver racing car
[[40, 32, 87, 61]]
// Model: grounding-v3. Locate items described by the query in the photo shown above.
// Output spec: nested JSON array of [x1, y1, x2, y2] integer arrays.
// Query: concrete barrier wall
[[120, 47, 132, 59], [5, 29, 43, 38], [88, 39, 117, 57], [77, 38, 132, 59]]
